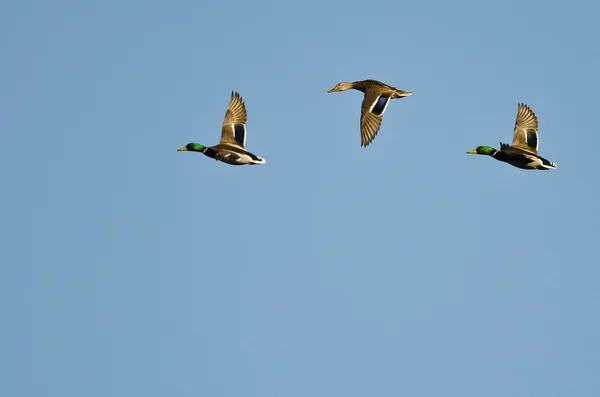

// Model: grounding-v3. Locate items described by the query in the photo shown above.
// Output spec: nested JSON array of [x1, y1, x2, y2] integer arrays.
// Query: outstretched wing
[[360, 91, 390, 147], [511, 103, 539, 154], [220, 91, 248, 148]]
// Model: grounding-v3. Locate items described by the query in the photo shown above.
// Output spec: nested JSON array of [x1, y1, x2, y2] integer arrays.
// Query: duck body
[[184, 142, 265, 166], [467, 103, 557, 170], [342, 79, 411, 98], [492, 143, 556, 170], [178, 91, 266, 166], [328, 79, 413, 147]]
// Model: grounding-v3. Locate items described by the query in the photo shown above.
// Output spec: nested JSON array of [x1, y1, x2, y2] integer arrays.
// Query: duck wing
[[220, 91, 248, 149], [511, 103, 539, 154], [360, 90, 391, 147]]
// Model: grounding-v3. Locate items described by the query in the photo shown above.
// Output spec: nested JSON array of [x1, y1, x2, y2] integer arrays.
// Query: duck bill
[[327, 88, 336, 93], [177, 147, 188, 151], [466, 149, 477, 154]]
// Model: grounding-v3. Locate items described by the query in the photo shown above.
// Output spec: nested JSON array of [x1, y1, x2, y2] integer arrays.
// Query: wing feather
[[360, 92, 389, 147], [511, 103, 539, 154], [220, 91, 248, 148]]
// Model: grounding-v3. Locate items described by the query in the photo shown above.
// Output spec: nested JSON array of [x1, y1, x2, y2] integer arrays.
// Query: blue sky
[[2, 0, 599, 396]]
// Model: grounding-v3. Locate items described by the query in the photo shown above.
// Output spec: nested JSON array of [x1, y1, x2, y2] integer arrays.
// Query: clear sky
[[2, 0, 599, 396]]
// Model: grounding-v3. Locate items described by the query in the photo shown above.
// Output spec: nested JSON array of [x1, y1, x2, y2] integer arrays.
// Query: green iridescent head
[[177, 143, 206, 152], [467, 146, 496, 156]]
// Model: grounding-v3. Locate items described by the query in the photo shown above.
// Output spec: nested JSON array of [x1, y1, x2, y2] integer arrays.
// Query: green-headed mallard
[[327, 79, 413, 147], [467, 103, 557, 170], [178, 91, 266, 166]]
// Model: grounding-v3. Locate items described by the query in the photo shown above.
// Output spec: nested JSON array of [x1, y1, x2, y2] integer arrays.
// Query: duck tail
[[537, 158, 557, 170], [393, 90, 413, 98], [250, 157, 266, 165]]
